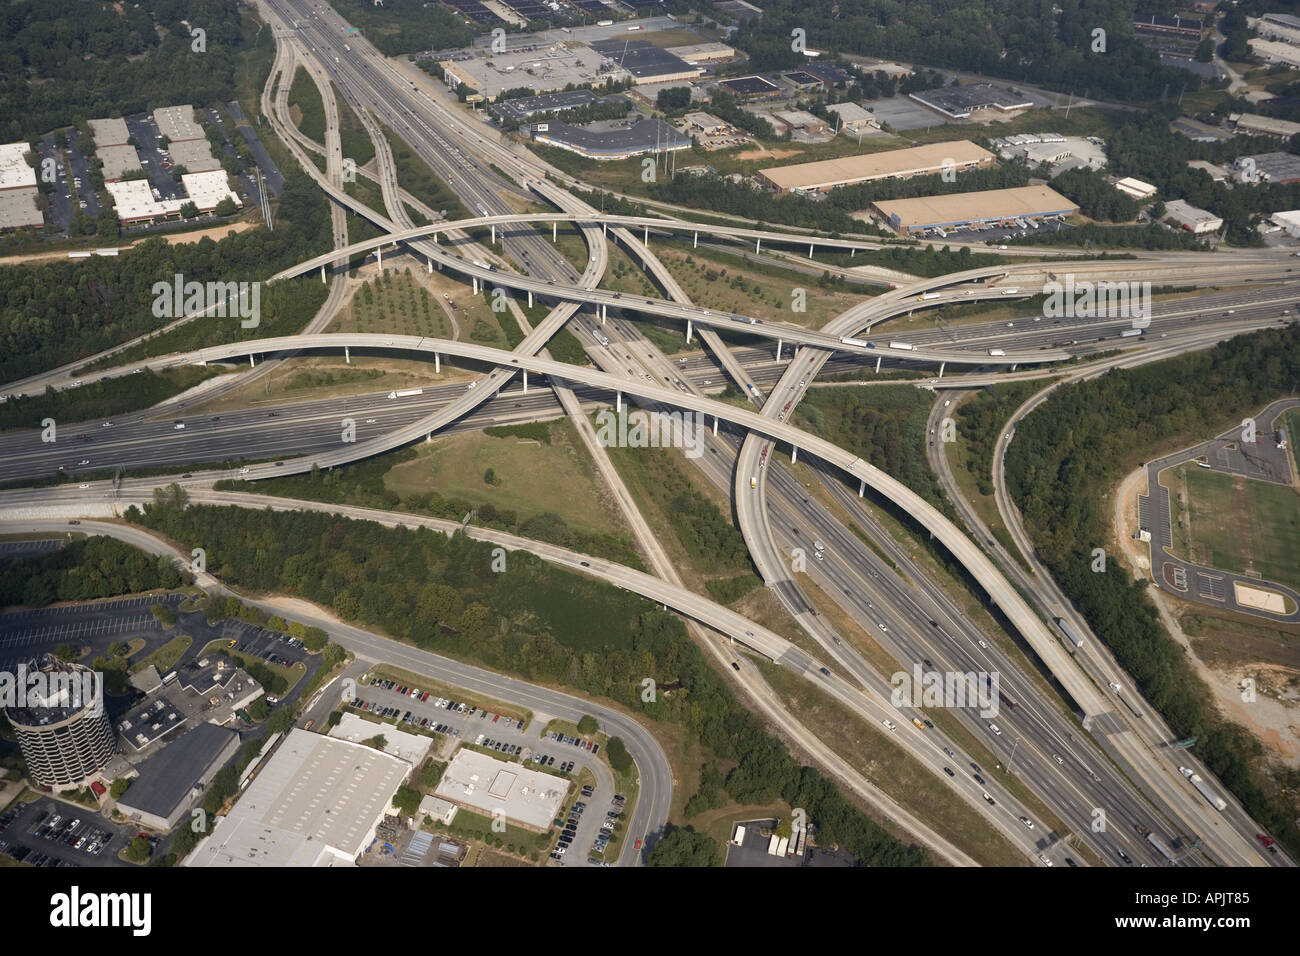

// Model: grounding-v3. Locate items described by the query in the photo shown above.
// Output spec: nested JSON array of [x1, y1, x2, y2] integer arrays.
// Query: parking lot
[[0, 592, 186, 677], [550, 785, 626, 866], [351, 677, 620, 867], [0, 799, 138, 868], [228, 621, 310, 669]]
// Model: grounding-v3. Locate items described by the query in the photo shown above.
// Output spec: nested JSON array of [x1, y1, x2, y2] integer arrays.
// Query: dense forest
[[798, 385, 954, 516], [0, 172, 331, 382], [127, 499, 929, 866], [733, 0, 1203, 102], [1005, 323, 1300, 857], [0, 536, 191, 608], [0, 0, 248, 141]]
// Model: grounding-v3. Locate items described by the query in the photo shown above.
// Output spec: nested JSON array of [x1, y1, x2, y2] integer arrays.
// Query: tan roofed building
[[874, 185, 1078, 234], [757, 140, 994, 193]]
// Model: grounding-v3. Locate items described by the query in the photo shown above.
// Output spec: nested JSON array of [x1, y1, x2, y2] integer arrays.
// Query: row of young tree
[[127, 499, 929, 866], [1003, 323, 1300, 858]]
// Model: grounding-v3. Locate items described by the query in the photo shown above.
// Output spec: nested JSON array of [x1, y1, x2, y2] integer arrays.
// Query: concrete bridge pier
[[693, 231, 698, 249], [344, 346, 350, 364], [938, 362, 945, 378], [527, 290, 533, 308], [791, 445, 797, 463], [776, 339, 782, 362], [686, 319, 693, 343], [859, 479, 865, 497], [523, 370, 528, 394], [320, 264, 327, 283], [875, 356, 882, 373], [553, 222, 557, 242], [435, 353, 440, 374]]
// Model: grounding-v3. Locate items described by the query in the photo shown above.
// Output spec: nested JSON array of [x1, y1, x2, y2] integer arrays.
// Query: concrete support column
[[776, 339, 782, 362], [693, 231, 698, 249], [345, 346, 350, 364], [938, 361, 945, 379], [616, 391, 622, 413], [875, 356, 882, 374], [643, 226, 648, 247], [553, 222, 557, 242], [320, 264, 326, 284], [755, 237, 761, 253], [523, 370, 528, 394], [601, 303, 607, 324], [249, 354, 256, 367], [528, 290, 533, 308], [713, 417, 718, 436], [491, 224, 496, 244], [435, 353, 440, 374], [603, 221, 607, 236], [472, 276, 479, 295], [1011, 363, 1018, 372], [808, 243, 814, 258], [859, 479, 865, 498], [377, 247, 382, 271], [427, 257, 432, 273], [686, 319, 692, 343], [791, 445, 797, 463]]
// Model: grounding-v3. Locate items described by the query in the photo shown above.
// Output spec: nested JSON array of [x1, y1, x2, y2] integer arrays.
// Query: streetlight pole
[[1007, 736, 1022, 776]]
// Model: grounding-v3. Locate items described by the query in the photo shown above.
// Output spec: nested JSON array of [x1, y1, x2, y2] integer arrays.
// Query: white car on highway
[[882, 719, 897, 731]]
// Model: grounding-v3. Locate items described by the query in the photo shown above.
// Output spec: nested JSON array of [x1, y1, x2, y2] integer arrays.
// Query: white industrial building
[[153, 105, 205, 143], [1270, 209, 1300, 237], [329, 712, 432, 766], [181, 170, 241, 212], [434, 749, 568, 831], [1163, 198, 1222, 234], [1115, 176, 1158, 200], [185, 729, 411, 867], [0, 142, 42, 229]]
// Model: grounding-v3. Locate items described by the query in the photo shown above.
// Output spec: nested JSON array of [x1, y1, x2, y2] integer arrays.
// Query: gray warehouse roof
[[117, 721, 238, 821]]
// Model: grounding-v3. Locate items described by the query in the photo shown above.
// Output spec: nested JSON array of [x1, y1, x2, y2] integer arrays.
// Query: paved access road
[[0, 519, 672, 869], [1137, 397, 1300, 622]]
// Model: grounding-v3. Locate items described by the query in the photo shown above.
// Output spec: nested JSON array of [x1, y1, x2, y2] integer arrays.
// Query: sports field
[[1167, 464, 1300, 592]]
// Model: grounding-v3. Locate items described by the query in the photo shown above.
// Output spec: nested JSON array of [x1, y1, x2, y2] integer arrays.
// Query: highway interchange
[[2, 0, 1297, 869]]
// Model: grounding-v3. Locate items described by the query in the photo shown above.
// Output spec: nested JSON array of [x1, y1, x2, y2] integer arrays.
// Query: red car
[[634, 838, 642, 850]]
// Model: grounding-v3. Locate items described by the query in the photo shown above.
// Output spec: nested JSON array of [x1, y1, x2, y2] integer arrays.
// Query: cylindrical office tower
[[3, 657, 115, 789]]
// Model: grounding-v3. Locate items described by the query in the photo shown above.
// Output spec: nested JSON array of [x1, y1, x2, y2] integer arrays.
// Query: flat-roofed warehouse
[[717, 75, 783, 97], [589, 38, 701, 85], [153, 105, 205, 142], [531, 118, 690, 159], [168, 138, 221, 173], [97, 144, 145, 182], [757, 140, 994, 194], [185, 729, 411, 867], [666, 42, 735, 64], [434, 748, 567, 831], [874, 184, 1078, 235], [910, 83, 1033, 119], [116, 722, 240, 831], [88, 118, 130, 146], [1236, 151, 1300, 184], [0, 142, 44, 229]]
